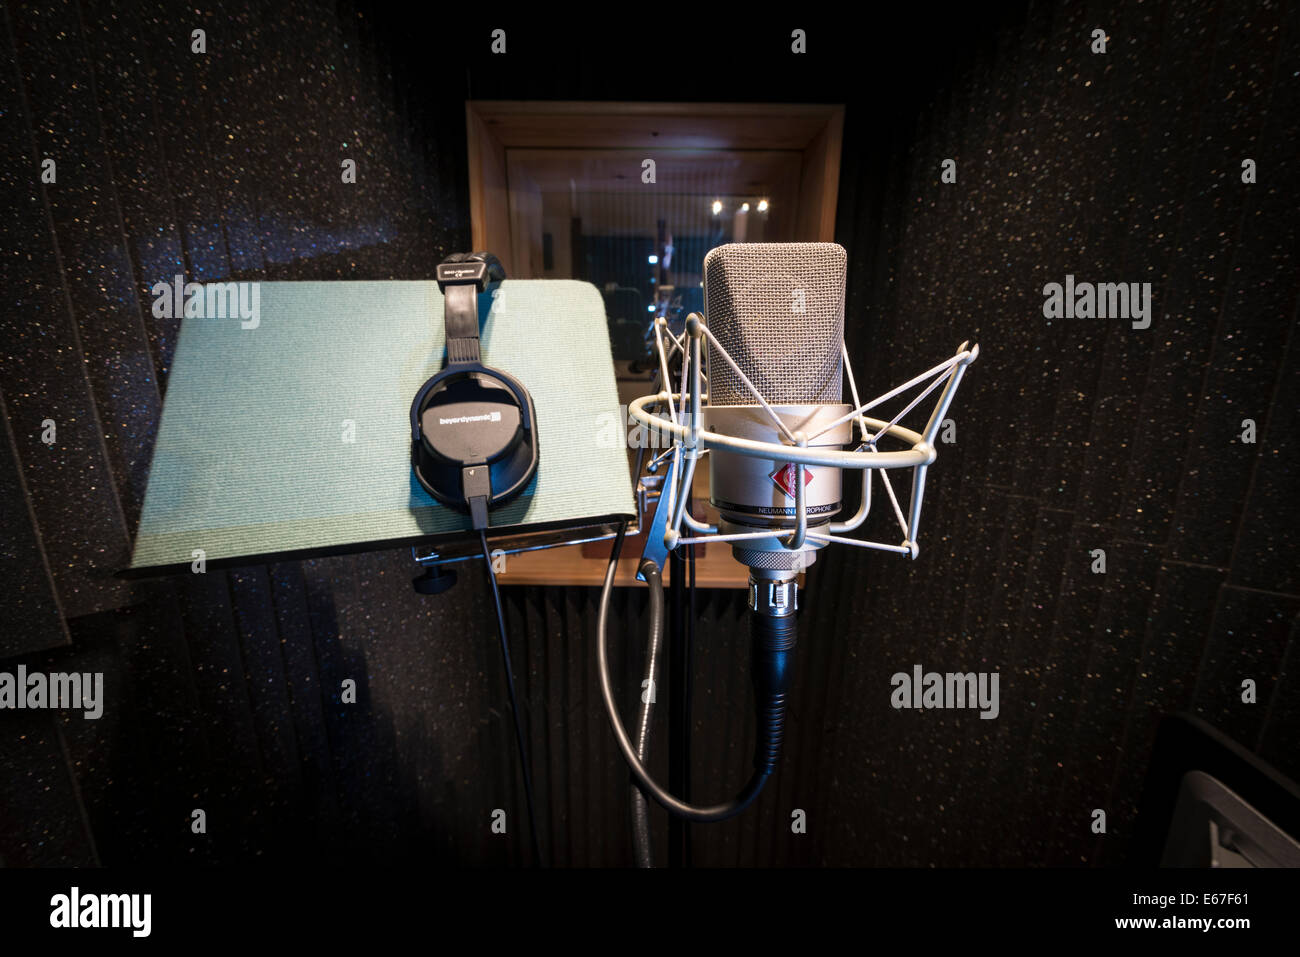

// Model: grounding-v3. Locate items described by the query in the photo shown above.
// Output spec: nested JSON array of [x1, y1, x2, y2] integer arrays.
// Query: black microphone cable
[[479, 528, 544, 866], [598, 522, 796, 823]]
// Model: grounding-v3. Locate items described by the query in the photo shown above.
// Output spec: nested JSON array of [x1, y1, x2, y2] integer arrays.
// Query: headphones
[[410, 252, 539, 530]]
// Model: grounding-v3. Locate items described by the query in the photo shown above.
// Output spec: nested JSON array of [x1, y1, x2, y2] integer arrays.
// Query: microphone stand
[[667, 498, 694, 868]]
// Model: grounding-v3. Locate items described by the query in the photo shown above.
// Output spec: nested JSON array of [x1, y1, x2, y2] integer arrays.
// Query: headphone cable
[[480, 529, 544, 866]]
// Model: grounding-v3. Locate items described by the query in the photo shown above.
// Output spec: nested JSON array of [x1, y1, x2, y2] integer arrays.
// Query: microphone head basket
[[629, 313, 978, 566]]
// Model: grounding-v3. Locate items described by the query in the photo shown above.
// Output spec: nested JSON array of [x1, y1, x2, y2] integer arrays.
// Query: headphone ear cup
[[411, 367, 539, 512]]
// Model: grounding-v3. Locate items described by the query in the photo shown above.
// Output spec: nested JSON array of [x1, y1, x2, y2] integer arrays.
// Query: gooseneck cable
[[598, 522, 796, 823], [631, 558, 665, 866]]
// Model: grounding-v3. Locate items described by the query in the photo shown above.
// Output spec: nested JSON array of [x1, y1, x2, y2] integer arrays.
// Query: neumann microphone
[[702, 242, 853, 617], [697, 241, 853, 785], [609, 241, 976, 825]]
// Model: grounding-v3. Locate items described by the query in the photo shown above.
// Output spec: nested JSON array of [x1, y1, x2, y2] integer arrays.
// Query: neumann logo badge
[[438, 411, 501, 426], [770, 463, 813, 500]]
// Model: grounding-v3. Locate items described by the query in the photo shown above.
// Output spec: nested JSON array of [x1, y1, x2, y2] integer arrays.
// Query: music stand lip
[[116, 512, 635, 580]]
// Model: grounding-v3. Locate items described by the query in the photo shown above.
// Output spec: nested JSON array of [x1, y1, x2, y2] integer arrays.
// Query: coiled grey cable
[[597, 523, 777, 823]]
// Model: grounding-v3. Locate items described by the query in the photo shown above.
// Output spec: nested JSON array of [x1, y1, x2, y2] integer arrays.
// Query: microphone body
[[702, 242, 850, 581]]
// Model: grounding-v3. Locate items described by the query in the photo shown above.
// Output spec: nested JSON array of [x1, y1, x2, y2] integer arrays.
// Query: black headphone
[[410, 252, 538, 530]]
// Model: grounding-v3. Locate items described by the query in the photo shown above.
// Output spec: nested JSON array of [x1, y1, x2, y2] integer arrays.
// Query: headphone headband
[[436, 252, 505, 365]]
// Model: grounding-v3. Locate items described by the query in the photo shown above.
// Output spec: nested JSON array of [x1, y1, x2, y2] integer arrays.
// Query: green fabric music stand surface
[[128, 280, 635, 574]]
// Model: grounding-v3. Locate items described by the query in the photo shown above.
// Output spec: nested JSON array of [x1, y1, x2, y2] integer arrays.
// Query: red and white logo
[[769, 462, 813, 500]]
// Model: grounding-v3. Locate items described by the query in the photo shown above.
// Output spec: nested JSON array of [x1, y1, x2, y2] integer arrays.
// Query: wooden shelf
[[496, 449, 751, 588], [495, 524, 749, 589]]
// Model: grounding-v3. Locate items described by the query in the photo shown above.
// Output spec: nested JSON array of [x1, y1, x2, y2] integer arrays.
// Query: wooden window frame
[[465, 101, 844, 586], [466, 100, 844, 275]]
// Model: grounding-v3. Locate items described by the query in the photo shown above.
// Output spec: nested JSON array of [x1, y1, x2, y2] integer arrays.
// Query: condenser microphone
[[610, 241, 976, 826], [701, 242, 853, 613]]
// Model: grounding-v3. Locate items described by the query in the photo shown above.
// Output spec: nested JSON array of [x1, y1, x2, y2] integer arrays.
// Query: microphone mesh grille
[[703, 242, 846, 405]]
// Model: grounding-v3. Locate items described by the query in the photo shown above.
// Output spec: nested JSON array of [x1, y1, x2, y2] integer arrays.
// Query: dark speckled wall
[[1, 1, 1296, 867]]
